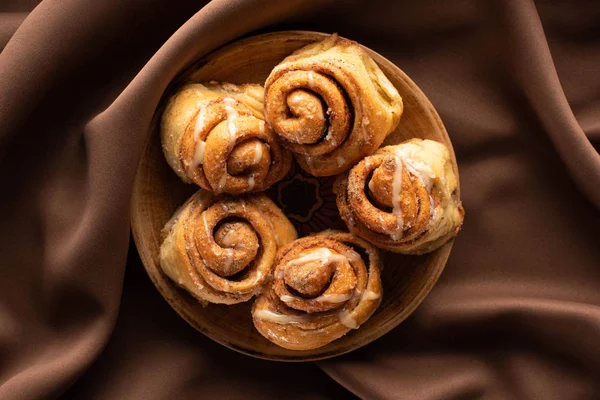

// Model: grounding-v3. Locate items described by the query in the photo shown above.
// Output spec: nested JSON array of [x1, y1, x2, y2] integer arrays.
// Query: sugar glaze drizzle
[[338, 310, 359, 329], [191, 107, 207, 168], [308, 71, 315, 89], [277, 248, 347, 279], [216, 97, 239, 192], [280, 292, 352, 304], [254, 309, 311, 324], [247, 141, 263, 190], [390, 155, 404, 240], [363, 291, 380, 300]]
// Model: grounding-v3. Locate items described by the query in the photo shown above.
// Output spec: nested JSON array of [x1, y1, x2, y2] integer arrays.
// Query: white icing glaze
[[336, 156, 345, 168], [215, 97, 240, 191], [223, 248, 234, 270], [188, 107, 208, 170], [193, 107, 206, 141], [275, 267, 285, 279], [394, 144, 436, 192], [338, 310, 359, 329], [279, 295, 295, 303], [253, 141, 263, 164], [308, 71, 315, 89], [390, 155, 404, 240], [191, 140, 206, 167], [321, 293, 352, 303], [223, 97, 238, 137], [227, 130, 237, 150], [288, 92, 305, 109], [363, 291, 380, 300], [428, 194, 438, 226], [284, 248, 347, 269], [405, 161, 433, 192], [247, 174, 256, 190], [202, 213, 211, 240], [346, 249, 361, 263], [253, 309, 310, 324], [216, 173, 227, 193], [286, 92, 310, 144], [368, 178, 375, 193], [219, 229, 237, 247]]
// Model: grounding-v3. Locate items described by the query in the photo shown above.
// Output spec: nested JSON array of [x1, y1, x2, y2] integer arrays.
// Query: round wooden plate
[[131, 31, 459, 361]]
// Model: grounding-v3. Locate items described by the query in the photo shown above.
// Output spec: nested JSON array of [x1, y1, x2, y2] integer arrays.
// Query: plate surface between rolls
[[130, 31, 459, 362]]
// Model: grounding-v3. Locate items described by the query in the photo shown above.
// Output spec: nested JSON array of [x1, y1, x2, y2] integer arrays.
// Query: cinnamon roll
[[264, 33, 403, 177], [335, 139, 464, 255], [252, 230, 382, 350], [160, 190, 297, 305], [161, 81, 292, 193]]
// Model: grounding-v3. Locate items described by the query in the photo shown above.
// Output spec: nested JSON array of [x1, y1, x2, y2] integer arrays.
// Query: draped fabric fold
[[1, 0, 599, 399]]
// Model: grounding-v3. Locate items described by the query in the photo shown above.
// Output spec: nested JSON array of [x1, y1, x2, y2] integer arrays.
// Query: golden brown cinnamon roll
[[160, 190, 297, 305], [252, 230, 382, 350], [335, 139, 464, 255], [161, 81, 292, 194], [264, 34, 403, 177]]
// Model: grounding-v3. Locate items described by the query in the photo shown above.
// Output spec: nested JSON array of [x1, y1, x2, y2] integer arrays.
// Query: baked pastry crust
[[264, 34, 403, 176], [160, 190, 297, 305], [252, 230, 382, 350], [335, 139, 464, 254], [161, 81, 292, 193]]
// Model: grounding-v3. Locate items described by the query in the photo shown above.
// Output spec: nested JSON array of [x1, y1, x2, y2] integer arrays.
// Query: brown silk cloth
[[1, 0, 599, 398]]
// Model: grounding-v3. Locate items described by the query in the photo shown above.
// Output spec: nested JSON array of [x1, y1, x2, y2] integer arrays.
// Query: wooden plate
[[131, 31, 459, 361]]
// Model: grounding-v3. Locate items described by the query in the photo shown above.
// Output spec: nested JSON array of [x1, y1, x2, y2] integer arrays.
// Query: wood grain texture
[[131, 31, 459, 361]]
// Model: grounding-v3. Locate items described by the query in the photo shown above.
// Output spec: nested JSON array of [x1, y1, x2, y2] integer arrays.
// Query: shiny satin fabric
[[1, 0, 599, 399]]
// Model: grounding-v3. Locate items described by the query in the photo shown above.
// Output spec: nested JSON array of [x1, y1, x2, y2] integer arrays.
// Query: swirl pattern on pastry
[[160, 190, 297, 305], [264, 34, 403, 177], [252, 230, 382, 350], [161, 81, 292, 194], [335, 139, 464, 255]]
